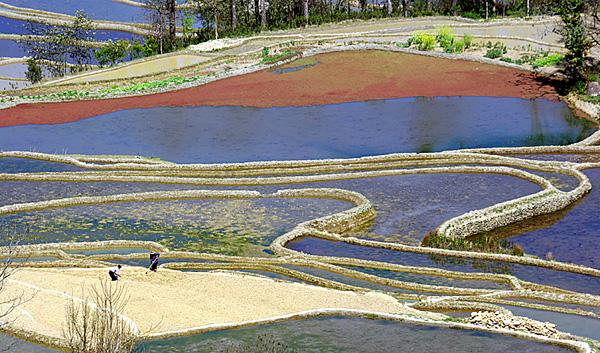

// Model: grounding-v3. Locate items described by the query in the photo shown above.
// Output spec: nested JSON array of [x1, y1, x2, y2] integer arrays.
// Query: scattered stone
[[469, 311, 561, 339], [588, 81, 600, 97], [188, 38, 245, 52]]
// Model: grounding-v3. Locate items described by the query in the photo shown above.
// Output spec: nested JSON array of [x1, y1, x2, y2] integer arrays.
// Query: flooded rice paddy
[[0, 97, 592, 163], [137, 316, 573, 353], [1, 52, 600, 351]]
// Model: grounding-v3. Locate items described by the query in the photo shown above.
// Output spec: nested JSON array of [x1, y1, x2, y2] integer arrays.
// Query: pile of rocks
[[188, 38, 245, 52], [469, 311, 561, 339]]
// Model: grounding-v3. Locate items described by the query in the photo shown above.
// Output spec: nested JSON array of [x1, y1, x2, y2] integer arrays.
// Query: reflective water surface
[[136, 316, 573, 353], [0, 97, 593, 163]]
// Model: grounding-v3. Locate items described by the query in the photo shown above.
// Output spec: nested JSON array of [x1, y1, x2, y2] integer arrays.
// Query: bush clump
[[409, 30, 436, 51], [452, 40, 466, 53], [532, 54, 564, 69], [435, 25, 455, 48], [463, 33, 473, 49], [422, 231, 523, 256], [484, 48, 504, 59]]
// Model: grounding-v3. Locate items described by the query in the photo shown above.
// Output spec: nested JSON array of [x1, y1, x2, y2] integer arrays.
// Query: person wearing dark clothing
[[149, 252, 160, 272], [109, 265, 122, 281]]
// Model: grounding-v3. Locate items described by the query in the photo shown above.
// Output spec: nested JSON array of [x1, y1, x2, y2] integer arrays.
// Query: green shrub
[[443, 46, 454, 53], [484, 48, 503, 59], [573, 80, 587, 95], [262, 46, 269, 58], [452, 40, 466, 53], [532, 54, 563, 69], [419, 34, 436, 51], [435, 25, 455, 48], [129, 40, 144, 60], [500, 57, 513, 63], [25, 58, 42, 84], [94, 39, 129, 67], [463, 33, 473, 48], [409, 31, 436, 51], [142, 37, 158, 57]]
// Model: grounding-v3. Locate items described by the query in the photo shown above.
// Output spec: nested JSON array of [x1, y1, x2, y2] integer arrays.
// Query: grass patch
[[422, 231, 524, 256]]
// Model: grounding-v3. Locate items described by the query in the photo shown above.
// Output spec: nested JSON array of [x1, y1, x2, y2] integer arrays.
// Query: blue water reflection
[[0, 0, 145, 23], [501, 169, 600, 268], [136, 316, 573, 353], [0, 97, 593, 164], [288, 237, 600, 295]]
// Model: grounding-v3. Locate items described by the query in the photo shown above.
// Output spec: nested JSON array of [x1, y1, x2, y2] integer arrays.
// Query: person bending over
[[109, 264, 122, 281]]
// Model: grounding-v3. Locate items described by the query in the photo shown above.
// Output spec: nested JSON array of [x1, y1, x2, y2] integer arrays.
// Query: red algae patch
[[0, 50, 563, 128]]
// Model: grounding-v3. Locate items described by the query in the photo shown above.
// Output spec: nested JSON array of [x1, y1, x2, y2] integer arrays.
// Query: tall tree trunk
[[168, 0, 176, 46], [402, 0, 407, 17], [450, 0, 458, 15], [304, 0, 309, 26], [485, 0, 488, 20], [254, 0, 260, 28], [214, 8, 219, 39], [426, 0, 431, 12], [387, 0, 392, 16], [526, 0, 529, 16], [260, 0, 266, 29], [232, 0, 237, 31]]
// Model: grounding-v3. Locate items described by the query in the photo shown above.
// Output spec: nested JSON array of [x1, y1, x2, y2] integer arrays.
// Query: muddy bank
[[0, 50, 564, 128]]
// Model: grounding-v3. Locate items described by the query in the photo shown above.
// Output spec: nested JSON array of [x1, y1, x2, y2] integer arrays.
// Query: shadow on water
[[463, 197, 581, 249], [135, 316, 573, 353], [506, 169, 600, 268], [0, 333, 59, 352]]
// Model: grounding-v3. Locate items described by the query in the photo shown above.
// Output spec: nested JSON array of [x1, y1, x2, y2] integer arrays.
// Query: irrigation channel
[[1, 21, 600, 353]]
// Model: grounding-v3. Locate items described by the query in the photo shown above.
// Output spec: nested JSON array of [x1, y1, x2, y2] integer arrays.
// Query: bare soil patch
[[0, 50, 564, 128]]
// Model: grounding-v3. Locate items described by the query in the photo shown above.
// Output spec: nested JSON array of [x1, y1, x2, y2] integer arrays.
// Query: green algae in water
[[1, 198, 350, 256]]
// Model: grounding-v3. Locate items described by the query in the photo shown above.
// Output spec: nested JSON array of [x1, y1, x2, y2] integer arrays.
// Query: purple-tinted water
[[287, 237, 600, 296], [499, 169, 600, 268]]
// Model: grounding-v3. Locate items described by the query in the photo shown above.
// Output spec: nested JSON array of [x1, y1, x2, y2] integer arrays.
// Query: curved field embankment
[[1, 19, 600, 352], [0, 1, 153, 36], [2, 148, 600, 350], [0, 49, 565, 128]]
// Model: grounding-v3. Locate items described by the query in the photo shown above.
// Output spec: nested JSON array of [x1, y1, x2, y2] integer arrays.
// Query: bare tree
[[260, 0, 267, 29], [232, 0, 238, 31], [0, 222, 35, 351], [144, 0, 178, 53], [303, 0, 309, 26], [585, 0, 600, 46], [401, 0, 408, 17], [64, 280, 138, 353]]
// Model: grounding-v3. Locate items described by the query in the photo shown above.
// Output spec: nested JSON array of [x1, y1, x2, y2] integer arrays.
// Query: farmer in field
[[149, 252, 160, 272], [109, 264, 122, 281]]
